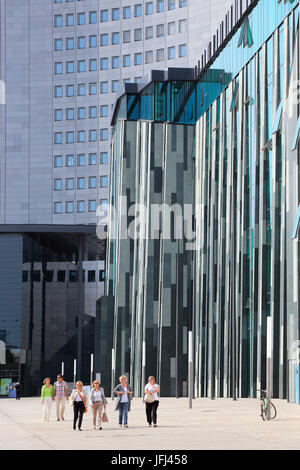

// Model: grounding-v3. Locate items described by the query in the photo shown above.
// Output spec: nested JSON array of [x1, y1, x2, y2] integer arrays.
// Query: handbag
[[77, 389, 88, 413], [102, 411, 109, 422], [144, 393, 155, 404]]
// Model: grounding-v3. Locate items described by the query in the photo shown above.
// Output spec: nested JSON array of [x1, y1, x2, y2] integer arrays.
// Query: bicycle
[[258, 389, 277, 421]]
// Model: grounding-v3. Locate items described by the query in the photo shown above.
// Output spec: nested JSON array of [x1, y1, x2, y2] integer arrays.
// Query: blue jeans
[[119, 402, 129, 425]]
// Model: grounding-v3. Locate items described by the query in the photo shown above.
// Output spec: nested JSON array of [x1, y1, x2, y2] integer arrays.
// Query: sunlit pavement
[[0, 396, 300, 450]]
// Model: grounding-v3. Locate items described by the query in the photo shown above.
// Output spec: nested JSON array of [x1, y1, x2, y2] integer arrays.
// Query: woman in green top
[[41, 378, 54, 422]]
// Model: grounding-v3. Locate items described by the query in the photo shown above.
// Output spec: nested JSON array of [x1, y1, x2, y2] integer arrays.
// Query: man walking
[[14, 382, 21, 400], [53, 374, 68, 421]]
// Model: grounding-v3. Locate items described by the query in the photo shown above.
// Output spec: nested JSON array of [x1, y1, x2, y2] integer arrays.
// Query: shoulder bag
[[144, 392, 155, 404], [77, 389, 88, 413]]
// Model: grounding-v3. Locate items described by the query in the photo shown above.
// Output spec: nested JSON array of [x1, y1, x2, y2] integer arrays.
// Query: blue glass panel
[[238, 17, 254, 48], [196, 0, 298, 119], [278, 24, 284, 100], [230, 80, 239, 112], [265, 37, 274, 142], [272, 101, 283, 134], [154, 82, 166, 122], [168, 81, 195, 124], [140, 84, 154, 120], [127, 94, 140, 120], [197, 69, 231, 118], [294, 6, 299, 40]]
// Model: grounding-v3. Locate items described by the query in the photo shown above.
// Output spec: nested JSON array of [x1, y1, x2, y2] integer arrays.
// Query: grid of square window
[[54, 1, 187, 7], [89, 22, 186, 48], [54, 19, 187, 51], [53, 1, 187, 13], [53, 129, 109, 144], [23, 267, 106, 284], [54, 44, 186, 78], [52, 0, 189, 215], [54, 105, 109, 121], [54, 80, 119, 99], [54, 153, 108, 168], [54, 11, 101, 26], [54, 175, 108, 190], [54, 198, 108, 214]]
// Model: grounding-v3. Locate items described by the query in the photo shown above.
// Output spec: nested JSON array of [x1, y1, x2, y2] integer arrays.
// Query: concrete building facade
[[0, 0, 229, 317]]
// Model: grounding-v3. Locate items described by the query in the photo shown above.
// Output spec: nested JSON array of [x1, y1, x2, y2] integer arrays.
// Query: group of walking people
[[40, 374, 160, 431]]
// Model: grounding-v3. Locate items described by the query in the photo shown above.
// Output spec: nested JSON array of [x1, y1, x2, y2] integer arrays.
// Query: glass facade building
[[101, 0, 300, 400], [103, 117, 194, 396], [193, 0, 299, 401], [0, 1, 231, 396], [0, 226, 104, 396]]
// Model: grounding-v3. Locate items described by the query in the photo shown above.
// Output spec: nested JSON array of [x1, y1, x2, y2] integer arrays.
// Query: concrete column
[[77, 235, 84, 379]]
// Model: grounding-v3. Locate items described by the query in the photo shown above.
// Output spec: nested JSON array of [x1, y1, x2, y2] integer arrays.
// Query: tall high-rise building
[[0, 0, 230, 226]]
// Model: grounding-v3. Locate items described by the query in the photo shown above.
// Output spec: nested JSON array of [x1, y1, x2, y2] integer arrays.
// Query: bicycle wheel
[[260, 403, 267, 421], [270, 402, 277, 420], [260, 402, 277, 421]]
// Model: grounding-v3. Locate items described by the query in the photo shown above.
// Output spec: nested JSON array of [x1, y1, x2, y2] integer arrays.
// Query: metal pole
[[111, 349, 115, 400], [188, 331, 193, 409], [296, 364, 299, 405], [266, 316, 272, 420], [41, 252, 46, 382], [90, 353, 94, 387], [77, 236, 84, 380], [142, 341, 146, 402], [73, 359, 76, 388], [232, 284, 237, 401], [231, 170, 237, 402], [18, 350, 22, 385], [176, 250, 179, 398]]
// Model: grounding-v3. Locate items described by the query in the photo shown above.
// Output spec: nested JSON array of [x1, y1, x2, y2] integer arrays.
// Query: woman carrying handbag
[[69, 381, 88, 431], [144, 376, 160, 427], [89, 380, 108, 430]]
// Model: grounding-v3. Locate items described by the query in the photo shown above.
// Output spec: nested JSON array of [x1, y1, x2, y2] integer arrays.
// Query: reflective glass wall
[[105, 0, 300, 400], [196, 0, 299, 120], [117, 79, 196, 125], [193, 4, 299, 400], [105, 120, 194, 396], [0, 232, 96, 396]]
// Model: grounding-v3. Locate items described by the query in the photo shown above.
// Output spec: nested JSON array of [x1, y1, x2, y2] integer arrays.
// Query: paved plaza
[[1, 396, 300, 450]]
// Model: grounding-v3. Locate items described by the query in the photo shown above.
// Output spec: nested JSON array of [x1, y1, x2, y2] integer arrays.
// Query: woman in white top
[[144, 376, 160, 427], [89, 380, 108, 430], [69, 381, 88, 431]]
